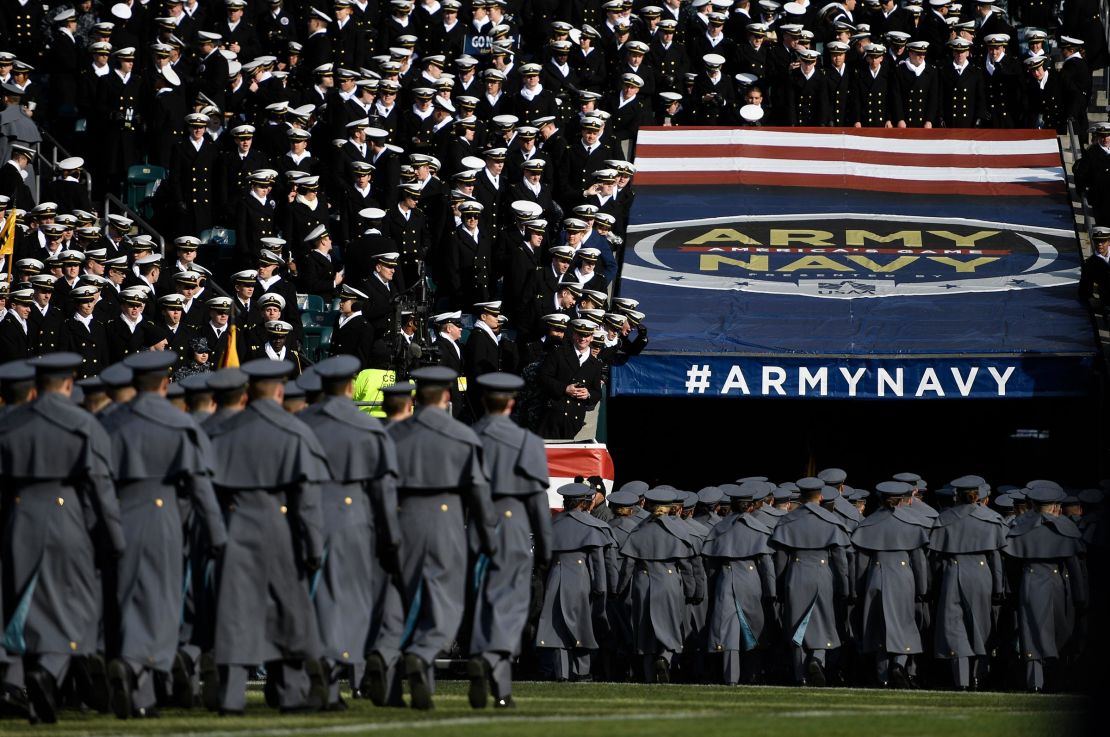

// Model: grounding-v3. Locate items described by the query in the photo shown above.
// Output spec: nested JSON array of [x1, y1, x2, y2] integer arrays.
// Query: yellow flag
[[221, 324, 240, 368], [0, 208, 16, 279]]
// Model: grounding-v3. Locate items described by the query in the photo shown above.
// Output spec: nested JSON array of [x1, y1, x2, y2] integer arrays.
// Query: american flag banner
[[632, 127, 1065, 196]]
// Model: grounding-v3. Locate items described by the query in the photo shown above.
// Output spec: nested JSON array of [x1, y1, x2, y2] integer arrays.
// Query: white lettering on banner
[[683, 363, 1021, 397], [877, 368, 903, 397], [951, 367, 979, 395], [915, 368, 945, 397], [988, 366, 1015, 396], [719, 365, 751, 395], [840, 367, 867, 397], [762, 366, 787, 395], [799, 367, 827, 395]]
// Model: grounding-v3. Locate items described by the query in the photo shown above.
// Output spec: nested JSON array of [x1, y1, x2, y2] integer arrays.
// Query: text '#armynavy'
[[684, 364, 1016, 398]]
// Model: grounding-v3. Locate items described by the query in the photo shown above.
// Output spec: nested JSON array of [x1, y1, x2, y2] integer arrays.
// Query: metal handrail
[[1067, 120, 1095, 241], [103, 192, 166, 252]]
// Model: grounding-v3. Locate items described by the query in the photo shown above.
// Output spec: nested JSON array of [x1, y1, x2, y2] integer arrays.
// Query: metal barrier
[[102, 191, 166, 252], [1067, 120, 1096, 240]]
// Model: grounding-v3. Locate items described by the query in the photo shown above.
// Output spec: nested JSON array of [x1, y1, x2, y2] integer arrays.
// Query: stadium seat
[[126, 164, 165, 218], [303, 294, 325, 313], [302, 325, 333, 362], [300, 309, 332, 328], [199, 227, 236, 248]]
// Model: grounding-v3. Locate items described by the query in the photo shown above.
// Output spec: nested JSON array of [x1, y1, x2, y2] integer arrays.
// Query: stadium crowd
[[0, 0, 1108, 726]]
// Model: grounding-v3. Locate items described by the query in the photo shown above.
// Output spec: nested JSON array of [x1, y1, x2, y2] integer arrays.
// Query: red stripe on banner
[[634, 169, 1064, 196], [635, 144, 1062, 169], [638, 126, 1061, 142], [546, 446, 615, 481]]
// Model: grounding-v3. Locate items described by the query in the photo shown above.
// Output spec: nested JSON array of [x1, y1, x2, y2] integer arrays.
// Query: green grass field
[[2, 682, 1083, 737]]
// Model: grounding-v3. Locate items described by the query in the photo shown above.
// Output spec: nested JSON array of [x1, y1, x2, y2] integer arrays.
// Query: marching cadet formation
[[536, 471, 1099, 696], [0, 0, 1106, 725]]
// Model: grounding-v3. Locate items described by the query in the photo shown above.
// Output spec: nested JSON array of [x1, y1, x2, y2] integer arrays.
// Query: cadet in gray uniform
[[0, 353, 125, 724], [208, 358, 331, 714], [603, 489, 642, 680], [702, 484, 777, 685], [769, 481, 851, 686], [677, 490, 711, 681], [536, 483, 618, 682], [617, 488, 706, 683], [297, 356, 401, 710], [104, 351, 228, 719], [360, 382, 417, 709], [693, 487, 724, 527], [467, 373, 554, 709], [1004, 485, 1087, 692], [385, 365, 497, 710], [928, 475, 1008, 690], [0, 361, 34, 719], [851, 481, 930, 688]]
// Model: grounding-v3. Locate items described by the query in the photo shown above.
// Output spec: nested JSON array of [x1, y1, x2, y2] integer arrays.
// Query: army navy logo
[[622, 213, 1079, 298]]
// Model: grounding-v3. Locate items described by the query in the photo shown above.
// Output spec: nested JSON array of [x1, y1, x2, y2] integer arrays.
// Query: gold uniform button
[[979, 560, 985, 566], [57, 497, 65, 506], [441, 503, 449, 512], [344, 496, 353, 505], [155, 498, 164, 508], [69, 641, 78, 651], [504, 510, 512, 518], [577, 559, 583, 564], [342, 651, 350, 660], [901, 561, 907, 566], [280, 505, 288, 514]]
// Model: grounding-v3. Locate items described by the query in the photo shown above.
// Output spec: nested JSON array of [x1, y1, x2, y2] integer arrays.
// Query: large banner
[[611, 128, 1096, 400]]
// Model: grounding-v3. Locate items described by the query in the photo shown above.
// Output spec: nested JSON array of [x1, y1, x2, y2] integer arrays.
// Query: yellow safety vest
[[352, 368, 396, 418]]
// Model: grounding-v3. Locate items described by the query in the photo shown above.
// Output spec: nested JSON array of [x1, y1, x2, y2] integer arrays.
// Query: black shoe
[[263, 675, 278, 709], [199, 653, 219, 712], [466, 657, 489, 709], [494, 696, 516, 709], [218, 708, 244, 717], [171, 651, 195, 709], [132, 705, 160, 718], [404, 654, 434, 711], [24, 669, 57, 725], [83, 653, 111, 713], [653, 656, 670, 684], [361, 652, 388, 706], [890, 664, 910, 690], [108, 659, 132, 720], [805, 658, 826, 688], [0, 684, 30, 719]]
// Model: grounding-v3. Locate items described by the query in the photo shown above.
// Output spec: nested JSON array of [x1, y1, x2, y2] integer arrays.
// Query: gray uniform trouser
[[219, 660, 309, 712], [480, 651, 513, 699]]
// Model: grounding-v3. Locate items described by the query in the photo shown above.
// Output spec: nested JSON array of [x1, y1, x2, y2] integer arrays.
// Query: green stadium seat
[[303, 294, 326, 313], [302, 325, 333, 363], [126, 164, 165, 218]]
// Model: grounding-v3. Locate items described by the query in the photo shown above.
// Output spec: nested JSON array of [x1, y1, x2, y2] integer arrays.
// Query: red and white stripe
[[545, 442, 615, 510], [633, 127, 1065, 196]]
